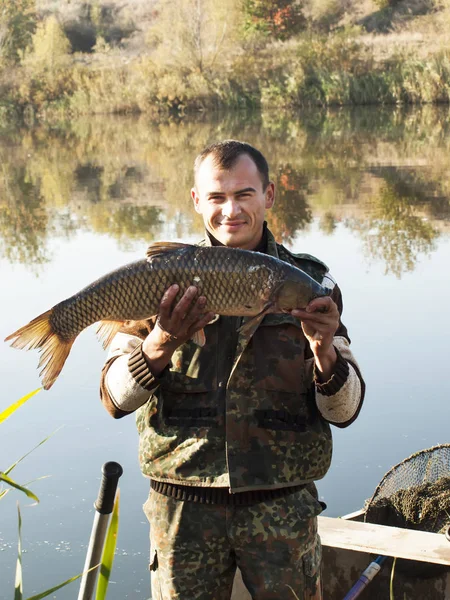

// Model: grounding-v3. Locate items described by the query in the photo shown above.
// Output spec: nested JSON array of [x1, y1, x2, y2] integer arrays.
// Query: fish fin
[[96, 320, 125, 350], [146, 241, 194, 260], [191, 328, 206, 347], [238, 302, 274, 336], [5, 310, 74, 390]]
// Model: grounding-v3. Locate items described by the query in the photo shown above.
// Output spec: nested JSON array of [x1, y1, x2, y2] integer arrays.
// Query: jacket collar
[[201, 222, 273, 254]]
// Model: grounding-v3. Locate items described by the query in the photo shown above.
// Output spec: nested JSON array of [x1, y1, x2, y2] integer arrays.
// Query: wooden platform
[[231, 516, 450, 599], [319, 515, 450, 566]]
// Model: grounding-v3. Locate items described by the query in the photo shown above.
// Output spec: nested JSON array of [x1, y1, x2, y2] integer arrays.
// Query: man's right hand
[[142, 285, 214, 376]]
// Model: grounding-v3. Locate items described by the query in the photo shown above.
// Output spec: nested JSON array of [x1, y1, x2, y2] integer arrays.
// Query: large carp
[[5, 242, 332, 390]]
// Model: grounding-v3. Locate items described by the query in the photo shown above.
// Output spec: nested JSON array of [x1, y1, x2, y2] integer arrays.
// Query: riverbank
[[2, 0, 450, 122]]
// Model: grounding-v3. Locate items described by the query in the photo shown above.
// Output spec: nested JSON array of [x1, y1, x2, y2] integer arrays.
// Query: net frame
[[366, 444, 450, 512], [364, 444, 450, 578]]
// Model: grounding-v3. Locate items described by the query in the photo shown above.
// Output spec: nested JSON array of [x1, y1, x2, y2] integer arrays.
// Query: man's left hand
[[291, 296, 339, 381]]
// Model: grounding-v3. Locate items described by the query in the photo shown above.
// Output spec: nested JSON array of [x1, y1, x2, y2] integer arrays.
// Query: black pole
[[77, 462, 123, 600]]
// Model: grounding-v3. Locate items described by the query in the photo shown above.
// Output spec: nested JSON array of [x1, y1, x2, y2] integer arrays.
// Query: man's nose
[[222, 198, 240, 218]]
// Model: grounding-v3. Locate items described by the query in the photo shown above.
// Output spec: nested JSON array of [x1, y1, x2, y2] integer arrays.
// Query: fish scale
[[5, 241, 331, 390]]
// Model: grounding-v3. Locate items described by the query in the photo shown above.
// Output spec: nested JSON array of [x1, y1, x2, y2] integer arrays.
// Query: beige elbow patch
[[316, 363, 361, 423], [105, 334, 153, 412]]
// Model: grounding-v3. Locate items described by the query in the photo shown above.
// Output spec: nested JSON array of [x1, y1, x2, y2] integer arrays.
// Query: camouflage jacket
[[100, 229, 365, 492]]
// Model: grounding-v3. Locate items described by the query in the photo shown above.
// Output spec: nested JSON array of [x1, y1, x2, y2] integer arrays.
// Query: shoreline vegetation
[[2, 0, 450, 123], [1, 106, 449, 278]]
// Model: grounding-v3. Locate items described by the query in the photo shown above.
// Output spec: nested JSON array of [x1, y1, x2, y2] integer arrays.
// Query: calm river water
[[1, 106, 450, 599]]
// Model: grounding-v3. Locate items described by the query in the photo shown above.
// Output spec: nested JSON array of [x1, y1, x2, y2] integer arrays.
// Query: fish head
[[275, 273, 333, 312]]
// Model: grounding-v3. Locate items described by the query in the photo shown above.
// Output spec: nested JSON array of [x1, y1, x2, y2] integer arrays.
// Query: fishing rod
[[342, 555, 387, 600], [77, 461, 123, 600]]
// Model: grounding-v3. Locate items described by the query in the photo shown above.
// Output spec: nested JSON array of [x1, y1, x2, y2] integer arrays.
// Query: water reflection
[[0, 106, 449, 276], [346, 181, 439, 277]]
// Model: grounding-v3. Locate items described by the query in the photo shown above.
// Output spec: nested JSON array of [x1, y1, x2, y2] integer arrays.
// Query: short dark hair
[[194, 140, 270, 190]]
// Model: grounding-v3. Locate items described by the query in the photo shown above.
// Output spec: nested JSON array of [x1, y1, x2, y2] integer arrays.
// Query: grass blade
[[15, 504, 23, 600], [0, 389, 42, 425], [25, 565, 99, 600], [95, 489, 120, 600], [0, 473, 39, 504], [4, 429, 61, 476], [0, 476, 49, 502], [390, 557, 397, 600]]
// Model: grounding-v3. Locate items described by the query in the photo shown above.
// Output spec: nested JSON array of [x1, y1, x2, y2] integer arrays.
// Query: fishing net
[[364, 444, 450, 577]]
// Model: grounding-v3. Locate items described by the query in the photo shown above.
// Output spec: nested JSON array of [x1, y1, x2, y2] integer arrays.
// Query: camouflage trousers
[[143, 487, 323, 600]]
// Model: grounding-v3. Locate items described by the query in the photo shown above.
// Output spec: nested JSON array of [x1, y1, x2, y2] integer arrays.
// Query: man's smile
[[219, 220, 247, 229]]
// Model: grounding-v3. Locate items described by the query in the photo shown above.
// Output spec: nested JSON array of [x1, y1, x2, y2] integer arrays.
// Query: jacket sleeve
[[311, 284, 365, 428], [99, 319, 165, 419]]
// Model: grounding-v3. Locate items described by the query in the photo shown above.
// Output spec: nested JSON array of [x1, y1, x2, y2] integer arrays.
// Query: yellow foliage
[[147, 0, 241, 74], [22, 15, 71, 71]]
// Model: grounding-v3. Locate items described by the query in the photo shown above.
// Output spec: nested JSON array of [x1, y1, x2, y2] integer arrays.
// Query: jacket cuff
[[314, 347, 349, 396], [128, 342, 169, 390]]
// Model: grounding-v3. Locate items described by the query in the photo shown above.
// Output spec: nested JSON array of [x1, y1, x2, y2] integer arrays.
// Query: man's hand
[[142, 285, 214, 376], [291, 296, 339, 381]]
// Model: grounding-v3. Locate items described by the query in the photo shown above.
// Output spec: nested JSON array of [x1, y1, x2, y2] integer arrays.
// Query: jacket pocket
[[251, 320, 307, 393], [163, 324, 218, 393]]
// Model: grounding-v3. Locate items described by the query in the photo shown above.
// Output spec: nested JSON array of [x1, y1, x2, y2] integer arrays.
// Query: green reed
[[1, 390, 119, 599]]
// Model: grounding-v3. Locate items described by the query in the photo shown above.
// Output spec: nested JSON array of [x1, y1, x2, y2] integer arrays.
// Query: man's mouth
[[220, 220, 246, 228]]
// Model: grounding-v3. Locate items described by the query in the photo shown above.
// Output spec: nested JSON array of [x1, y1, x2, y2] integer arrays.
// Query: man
[[100, 140, 365, 599]]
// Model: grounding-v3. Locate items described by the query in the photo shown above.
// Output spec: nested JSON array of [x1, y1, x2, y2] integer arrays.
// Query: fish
[[5, 241, 333, 390]]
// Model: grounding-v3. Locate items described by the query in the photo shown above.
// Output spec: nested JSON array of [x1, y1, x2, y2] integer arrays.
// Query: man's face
[[191, 153, 275, 250]]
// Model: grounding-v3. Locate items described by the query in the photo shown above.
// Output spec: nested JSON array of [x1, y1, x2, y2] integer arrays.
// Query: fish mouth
[[321, 273, 336, 293]]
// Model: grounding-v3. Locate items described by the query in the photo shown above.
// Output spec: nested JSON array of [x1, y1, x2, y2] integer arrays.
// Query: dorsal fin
[[146, 241, 194, 260]]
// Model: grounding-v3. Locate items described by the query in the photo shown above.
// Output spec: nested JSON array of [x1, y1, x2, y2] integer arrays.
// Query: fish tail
[[5, 309, 74, 390]]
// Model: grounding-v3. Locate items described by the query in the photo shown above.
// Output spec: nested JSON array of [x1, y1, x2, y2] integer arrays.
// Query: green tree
[[242, 0, 306, 41], [0, 0, 36, 63]]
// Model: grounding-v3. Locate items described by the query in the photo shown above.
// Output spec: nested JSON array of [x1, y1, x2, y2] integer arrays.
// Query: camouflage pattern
[[135, 228, 333, 492], [144, 486, 323, 599]]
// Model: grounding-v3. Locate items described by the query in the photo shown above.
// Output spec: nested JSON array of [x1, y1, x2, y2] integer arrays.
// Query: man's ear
[[265, 182, 275, 209], [191, 187, 201, 213]]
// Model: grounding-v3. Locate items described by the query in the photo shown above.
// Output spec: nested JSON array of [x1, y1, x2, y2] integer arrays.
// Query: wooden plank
[[318, 516, 450, 566], [341, 508, 365, 521]]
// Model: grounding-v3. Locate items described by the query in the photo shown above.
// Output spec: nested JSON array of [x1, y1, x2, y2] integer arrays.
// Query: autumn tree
[[0, 0, 36, 63], [148, 0, 240, 74], [242, 0, 306, 41], [23, 15, 71, 71], [267, 164, 312, 243]]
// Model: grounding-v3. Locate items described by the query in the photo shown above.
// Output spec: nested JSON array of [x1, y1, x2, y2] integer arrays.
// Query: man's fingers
[[157, 285, 211, 342], [294, 297, 339, 344], [291, 310, 336, 325], [183, 296, 206, 328], [188, 312, 216, 336], [172, 286, 199, 321], [306, 296, 335, 313], [159, 284, 180, 320], [292, 298, 338, 324]]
